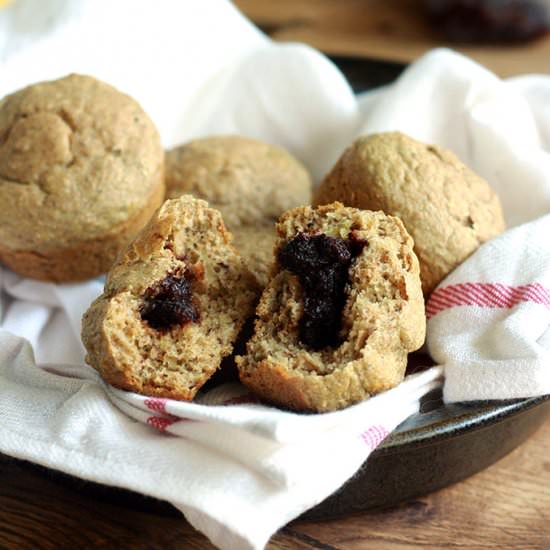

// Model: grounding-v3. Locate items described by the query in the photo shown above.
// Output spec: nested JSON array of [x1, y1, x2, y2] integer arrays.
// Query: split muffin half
[[82, 195, 258, 400], [237, 202, 426, 412]]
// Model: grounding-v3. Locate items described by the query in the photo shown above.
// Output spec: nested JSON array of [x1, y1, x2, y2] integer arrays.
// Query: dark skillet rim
[[378, 394, 550, 453]]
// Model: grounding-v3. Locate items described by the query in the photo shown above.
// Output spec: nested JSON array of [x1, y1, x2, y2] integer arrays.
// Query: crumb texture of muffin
[[231, 225, 276, 289], [314, 132, 506, 295], [81, 195, 259, 400], [166, 135, 312, 287], [0, 74, 165, 282], [236, 202, 426, 412]]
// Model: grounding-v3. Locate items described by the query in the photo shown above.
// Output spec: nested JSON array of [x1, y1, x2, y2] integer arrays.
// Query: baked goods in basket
[[81, 195, 258, 400], [0, 74, 164, 282], [314, 132, 506, 295], [165, 135, 312, 287], [236, 202, 426, 412]]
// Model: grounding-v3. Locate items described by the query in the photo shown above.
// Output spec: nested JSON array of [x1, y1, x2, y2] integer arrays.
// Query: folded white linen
[[0, 330, 442, 550], [427, 215, 550, 402]]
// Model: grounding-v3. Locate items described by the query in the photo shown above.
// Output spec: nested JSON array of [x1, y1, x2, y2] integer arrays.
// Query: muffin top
[[165, 135, 312, 228], [314, 132, 505, 294], [0, 74, 164, 252]]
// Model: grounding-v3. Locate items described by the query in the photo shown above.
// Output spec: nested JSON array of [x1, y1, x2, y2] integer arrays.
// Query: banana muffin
[[231, 225, 276, 291], [236, 202, 425, 412], [314, 132, 505, 295], [0, 74, 164, 282], [165, 135, 312, 287], [82, 195, 258, 400]]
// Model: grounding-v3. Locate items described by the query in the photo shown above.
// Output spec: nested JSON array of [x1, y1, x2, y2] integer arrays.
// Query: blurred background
[[236, 0, 550, 87]]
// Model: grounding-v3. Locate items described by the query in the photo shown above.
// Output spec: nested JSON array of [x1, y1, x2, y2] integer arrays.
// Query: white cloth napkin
[[1, 1, 550, 549], [427, 214, 550, 402], [0, 330, 442, 550]]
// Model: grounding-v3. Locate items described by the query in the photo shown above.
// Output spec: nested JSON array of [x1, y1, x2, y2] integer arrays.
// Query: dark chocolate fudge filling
[[278, 232, 365, 350], [140, 271, 199, 331]]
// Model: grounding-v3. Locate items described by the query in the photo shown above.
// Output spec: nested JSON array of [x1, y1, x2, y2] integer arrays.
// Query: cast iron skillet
[[307, 387, 550, 518], [5, 57, 550, 519]]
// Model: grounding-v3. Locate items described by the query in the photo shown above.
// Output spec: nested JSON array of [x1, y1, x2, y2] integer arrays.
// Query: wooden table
[[1, 419, 550, 549], [2, 2, 550, 548]]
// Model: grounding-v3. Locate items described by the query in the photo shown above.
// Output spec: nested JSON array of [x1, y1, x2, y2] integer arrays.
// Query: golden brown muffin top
[[0, 74, 164, 252], [314, 132, 505, 295], [165, 135, 312, 228]]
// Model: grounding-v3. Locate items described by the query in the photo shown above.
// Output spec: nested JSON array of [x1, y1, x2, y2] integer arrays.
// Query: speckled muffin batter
[[165, 135, 312, 287], [237, 202, 425, 412], [82, 195, 259, 400], [314, 132, 506, 295], [231, 225, 276, 291], [0, 74, 164, 282]]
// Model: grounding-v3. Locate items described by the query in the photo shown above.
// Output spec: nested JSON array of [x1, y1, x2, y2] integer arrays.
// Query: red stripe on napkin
[[427, 282, 550, 319], [144, 397, 194, 425], [147, 416, 180, 433], [360, 425, 389, 449], [144, 398, 168, 414]]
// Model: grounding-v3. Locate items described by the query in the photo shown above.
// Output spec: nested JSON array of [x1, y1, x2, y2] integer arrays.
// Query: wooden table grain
[[2, 419, 550, 549]]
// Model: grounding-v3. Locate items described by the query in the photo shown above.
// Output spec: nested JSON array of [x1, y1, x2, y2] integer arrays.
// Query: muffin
[[165, 135, 312, 286], [237, 202, 426, 412], [314, 132, 506, 295], [0, 74, 164, 282], [81, 195, 258, 400], [231, 225, 276, 291]]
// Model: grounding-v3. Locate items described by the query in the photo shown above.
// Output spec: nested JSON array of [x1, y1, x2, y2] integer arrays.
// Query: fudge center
[[278, 232, 366, 350]]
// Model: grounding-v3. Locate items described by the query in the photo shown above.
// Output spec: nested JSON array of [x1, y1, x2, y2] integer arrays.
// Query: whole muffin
[[236, 202, 425, 412], [0, 74, 164, 282], [82, 195, 258, 400], [314, 132, 506, 295], [166, 135, 312, 227], [165, 135, 312, 287]]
